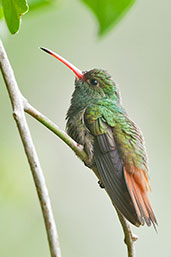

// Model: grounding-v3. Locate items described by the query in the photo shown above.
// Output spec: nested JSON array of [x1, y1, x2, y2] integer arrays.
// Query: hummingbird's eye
[[89, 79, 98, 86]]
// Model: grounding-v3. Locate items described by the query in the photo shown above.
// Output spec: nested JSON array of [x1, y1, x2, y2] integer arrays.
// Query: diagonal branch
[[0, 40, 62, 257], [23, 98, 88, 163], [0, 39, 137, 257]]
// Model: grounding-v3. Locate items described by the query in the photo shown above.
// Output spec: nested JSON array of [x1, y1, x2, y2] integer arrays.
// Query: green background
[[0, 0, 170, 256]]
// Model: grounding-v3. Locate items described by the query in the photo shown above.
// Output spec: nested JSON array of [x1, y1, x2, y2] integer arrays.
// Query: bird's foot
[[98, 180, 105, 189], [83, 160, 95, 169]]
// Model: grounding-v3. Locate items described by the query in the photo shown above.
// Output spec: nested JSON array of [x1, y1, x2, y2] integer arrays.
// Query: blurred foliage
[[0, 6, 3, 19], [82, 0, 135, 35], [0, 0, 136, 35], [28, 0, 56, 11]]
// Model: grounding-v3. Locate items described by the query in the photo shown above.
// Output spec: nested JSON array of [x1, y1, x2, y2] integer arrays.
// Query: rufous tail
[[124, 167, 157, 229]]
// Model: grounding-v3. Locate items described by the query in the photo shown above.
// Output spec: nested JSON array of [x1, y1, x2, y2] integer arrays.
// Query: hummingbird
[[40, 47, 157, 228]]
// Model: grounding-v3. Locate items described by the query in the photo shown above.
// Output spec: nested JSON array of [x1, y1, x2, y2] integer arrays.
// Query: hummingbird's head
[[80, 68, 120, 101], [40, 47, 120, 103]]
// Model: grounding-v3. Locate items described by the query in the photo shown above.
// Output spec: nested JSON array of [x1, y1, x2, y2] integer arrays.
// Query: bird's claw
[[98, 180, 105, 189], [83, 160, 95, 169]]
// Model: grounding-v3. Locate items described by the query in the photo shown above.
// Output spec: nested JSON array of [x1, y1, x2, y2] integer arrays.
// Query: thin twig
[[23, 99, 88, 163], [116, 209, 138, 257], [0, 40, 62, 257], [0, 39, 137, 257]]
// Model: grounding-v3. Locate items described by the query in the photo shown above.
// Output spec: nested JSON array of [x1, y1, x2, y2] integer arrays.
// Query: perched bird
[[40, 47, 157, 228]]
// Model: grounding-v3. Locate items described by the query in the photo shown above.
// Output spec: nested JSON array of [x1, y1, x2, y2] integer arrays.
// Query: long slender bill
[[40, 47, 84, 79]]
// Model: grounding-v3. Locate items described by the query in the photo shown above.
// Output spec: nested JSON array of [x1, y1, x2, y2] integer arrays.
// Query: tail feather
[[124, 168, 157, 229]]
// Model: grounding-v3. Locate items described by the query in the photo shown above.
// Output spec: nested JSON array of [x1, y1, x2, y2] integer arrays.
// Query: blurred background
[[0, 0, 170, 256]]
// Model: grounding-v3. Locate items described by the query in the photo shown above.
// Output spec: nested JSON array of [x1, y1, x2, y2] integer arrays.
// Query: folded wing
[[84, 106, 157, 227], [93, 127, 142, 226]]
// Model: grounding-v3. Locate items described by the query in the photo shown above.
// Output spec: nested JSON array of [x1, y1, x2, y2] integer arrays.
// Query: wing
[[94, 128, 141, 226], [84, 106, 157, 227]]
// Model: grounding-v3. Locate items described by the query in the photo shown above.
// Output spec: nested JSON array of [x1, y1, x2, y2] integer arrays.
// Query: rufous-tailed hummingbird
[[40, 47, 157, 228]]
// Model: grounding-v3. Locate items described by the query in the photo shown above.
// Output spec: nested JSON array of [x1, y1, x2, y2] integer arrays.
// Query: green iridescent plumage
[[40, 47, 157, 227], [67, 69, 146, 170], [66, 69, 157, 227]]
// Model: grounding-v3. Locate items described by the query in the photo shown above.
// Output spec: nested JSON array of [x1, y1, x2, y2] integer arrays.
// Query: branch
[[116, 208, 138, 257], [0, 39, 138, 257], [23, 99, 88, 163], [0, 41, 62, 257]]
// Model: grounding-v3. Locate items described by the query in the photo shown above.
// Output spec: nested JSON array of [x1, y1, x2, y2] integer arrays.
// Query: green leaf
[[81, 0, 135, 35], [28, 0, 56, 11], [1, 0, 29, 34], [0, 6, 4, 20]]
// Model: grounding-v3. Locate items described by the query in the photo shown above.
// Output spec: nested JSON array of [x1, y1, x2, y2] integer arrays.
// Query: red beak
[[40, 47, 84, 79]]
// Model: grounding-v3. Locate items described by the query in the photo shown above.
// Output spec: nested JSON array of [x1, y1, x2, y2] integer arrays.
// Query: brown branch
[[116, 209, 138, 257], [0, 40, 62, 257], [0, 39, 138, 257]]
